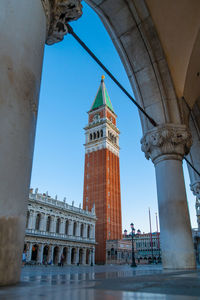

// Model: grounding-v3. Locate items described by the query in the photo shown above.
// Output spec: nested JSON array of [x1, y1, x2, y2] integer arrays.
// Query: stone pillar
[[83, 224, 87, 238], [0, 0, 47, 285], [0, 0, 82, 286], [75, 248, 79, 265], [48, 246, 54, 264], [29, 211, 37, 230], [91, 248, 95, 265], [88, 251, 92, 266], [27, 211, 33, 229], [39, 213, 45, 231], [68, 220, 73, 236], [82, 249, 86, 265], [37, 244, 44, 264], [58, 246, 64, 264], [60, 218, 65, 234], [190, 183, 200, 230], [27, 242, 33, 262], [76, 222, 81, 237], [85, 224, 89, 239], [91, 225, 95, 239], [67, 247, 72, 265], [50, 216, 55, 233], [141, 124, 196, 269]]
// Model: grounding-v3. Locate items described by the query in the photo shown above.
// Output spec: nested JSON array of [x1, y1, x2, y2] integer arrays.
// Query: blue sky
[[30, 2, 197, 233]]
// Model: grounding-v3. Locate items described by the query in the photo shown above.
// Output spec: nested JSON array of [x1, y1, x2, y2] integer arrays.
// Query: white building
[[24, 189, 96, 266]]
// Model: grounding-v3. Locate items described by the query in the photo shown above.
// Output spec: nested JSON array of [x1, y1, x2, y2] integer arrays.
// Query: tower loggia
[[83, 76, 122, 264]]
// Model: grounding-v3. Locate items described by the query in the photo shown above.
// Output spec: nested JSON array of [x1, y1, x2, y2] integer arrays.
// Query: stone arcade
[[24, 189, 96, 266], [0, 0, 200, 286]]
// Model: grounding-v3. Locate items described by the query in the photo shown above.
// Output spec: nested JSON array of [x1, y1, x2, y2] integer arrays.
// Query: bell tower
[[83, 76, 122, 264]]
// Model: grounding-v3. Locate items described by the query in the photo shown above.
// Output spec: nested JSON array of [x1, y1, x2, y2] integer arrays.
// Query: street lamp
[[130, 223, 137, 267]]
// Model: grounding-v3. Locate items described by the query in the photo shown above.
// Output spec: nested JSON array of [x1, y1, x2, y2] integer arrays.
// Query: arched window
[[100, 130, 103, 137], [46, 216, 51, 232], [93, 132, 96, 139], [90, 133, 92, 140], [80, 224, 84, 237], [73, 222, 77, 236], [56, 218, 60, 234], [97, 131, 99, 138], [35, 213, 41, 230], [65, 220, 69, 235], [87, 225, 90, 239]]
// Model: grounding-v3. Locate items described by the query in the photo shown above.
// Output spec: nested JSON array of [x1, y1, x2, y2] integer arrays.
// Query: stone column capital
[[141, 124, 192, 164], [41, 0, 82, 45], [191, 181, 200, 200]]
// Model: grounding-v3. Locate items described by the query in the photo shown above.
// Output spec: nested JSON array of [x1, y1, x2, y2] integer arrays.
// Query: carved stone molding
[[41, 0, 83, 45], [141, 124, 192, 163], [191, 182, 200, 199]]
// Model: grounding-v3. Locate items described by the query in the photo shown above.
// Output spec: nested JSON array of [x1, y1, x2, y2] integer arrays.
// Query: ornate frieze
[[41, 0, 83, 45], [141, 124, 192, 163]]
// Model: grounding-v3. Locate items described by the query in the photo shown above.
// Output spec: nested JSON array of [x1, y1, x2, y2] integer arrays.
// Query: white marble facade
[[24, 189, 96, 265]]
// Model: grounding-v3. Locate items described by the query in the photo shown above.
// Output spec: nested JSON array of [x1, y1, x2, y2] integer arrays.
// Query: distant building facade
[[106, 240, 132, 264], [106, 231, 161, 265], [83, 76, 122, 264], [24, 189, 96, 265]]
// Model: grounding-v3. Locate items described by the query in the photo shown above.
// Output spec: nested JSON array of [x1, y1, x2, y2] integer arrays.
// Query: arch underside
[[85, 0, 182, 132]]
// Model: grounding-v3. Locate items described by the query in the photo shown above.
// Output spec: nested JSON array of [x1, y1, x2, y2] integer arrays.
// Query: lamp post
[[130, 223, 137, 267]]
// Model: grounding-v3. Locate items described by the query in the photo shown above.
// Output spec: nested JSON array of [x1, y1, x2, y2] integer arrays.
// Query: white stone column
[[50, 216, 56, 233], [91, 225, 95, 239], [29, 211, 37, 230], [27, 242, 33, 262], [58, 246, 64, 264], [48, 246, 54, 264], [37, 244, 44, 264], [85, 224, 88, 239], [0, 0, 47, 286], [39, 213, 45, 231], [67, 247, 72, 265], [82, 249, 86, 265], [27, 211, 33, 229], [60, 219, 65, 234], [83, 224, 87, 239], [76, 222, 81, 237], [68, 220, 73, 236], [0, 0, 82, 286], [75, 248, 79, 265], [91, 248, 95, 265], [88, 251, 92, 266], [141, 124, 196, 269]]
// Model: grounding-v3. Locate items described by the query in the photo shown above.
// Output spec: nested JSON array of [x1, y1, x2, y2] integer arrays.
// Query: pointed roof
[[90, 76, 114, 112]]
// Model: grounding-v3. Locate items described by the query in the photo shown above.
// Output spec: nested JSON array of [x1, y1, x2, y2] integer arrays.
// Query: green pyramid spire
[[90, 76, 114, 112]]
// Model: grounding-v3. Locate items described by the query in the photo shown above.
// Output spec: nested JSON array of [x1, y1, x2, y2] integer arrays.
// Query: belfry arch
[[0, 0, 200, 286]]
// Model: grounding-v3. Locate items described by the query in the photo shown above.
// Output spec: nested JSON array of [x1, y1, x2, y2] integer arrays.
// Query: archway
[[31, 244, 38, 261], [71, 248, 76, 265], [79, 249, 83, 265], [63, 247, 67, 264], [43, 245, 49, 264], [86, 249, 90, 265], [53, 246, 59, 265], [0, 0, 199, 286]]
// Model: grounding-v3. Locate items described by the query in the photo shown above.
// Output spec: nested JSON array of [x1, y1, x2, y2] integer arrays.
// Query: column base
[[0, 216, 25, 286]]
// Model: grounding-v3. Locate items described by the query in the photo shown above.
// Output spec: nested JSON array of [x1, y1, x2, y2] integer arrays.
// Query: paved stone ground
[[1, 264, 200, 299]]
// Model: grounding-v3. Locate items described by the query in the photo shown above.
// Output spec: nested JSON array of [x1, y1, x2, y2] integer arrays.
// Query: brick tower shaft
[[83, 76, 122, 264]]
